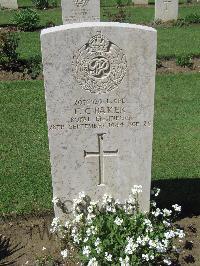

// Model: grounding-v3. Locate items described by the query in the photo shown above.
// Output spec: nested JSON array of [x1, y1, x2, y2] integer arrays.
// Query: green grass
[[0, 74, 199, 215], [0, 81, 52, 214], [1, 2, 200, 25], [0, 7, 62, 26], [152, 73, 200, 180], [102, 5, 200, 23], [13, 25, 200, 61], [157, 25, 200, 58], [17, 32, 41, 60]]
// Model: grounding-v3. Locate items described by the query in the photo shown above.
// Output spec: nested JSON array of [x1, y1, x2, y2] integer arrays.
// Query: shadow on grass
[[0, 234, 24, 265], [152, 178, 200, 218]]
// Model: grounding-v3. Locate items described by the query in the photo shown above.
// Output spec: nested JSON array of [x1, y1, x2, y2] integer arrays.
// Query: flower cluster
[[51, 187, 183, 265]]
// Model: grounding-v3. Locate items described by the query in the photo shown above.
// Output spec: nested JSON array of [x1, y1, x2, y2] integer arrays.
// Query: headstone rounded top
[[41, 22, 157, 36]]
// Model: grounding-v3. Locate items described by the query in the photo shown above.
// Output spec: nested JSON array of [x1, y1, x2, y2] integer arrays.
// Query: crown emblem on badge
[[88, 32, 110, 53], [73, 31, 127, 94]]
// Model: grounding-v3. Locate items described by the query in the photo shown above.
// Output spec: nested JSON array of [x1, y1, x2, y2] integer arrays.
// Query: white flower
[[163, 258, 172, 265], [163, 208, 172, 217], [154, 188, 160, 197], [115, 199, 121, 205], [162, 239, 169, 247], [150, 254, 155, 260], [106, 205, 116, 213], [148, 239, 157, 248], [42, 246, 46, 251], [83, 246, 91, 257], [50, 217, 60, 233], [114, 217, 123, 226], [88, 257, 98, 266], [172, 204, 181, 212], [79, 191, 85, 199], [86, 226, 97, 236], [152, 208, 161, 217], [142, 254, 149, 261], [74, 213, 83, 223], [71, 227, 77, 236], [87, 206, 93, 213], [96, 246, 101, 254], [163, 220, 171, 227], [156, 242, 167, 253], [144, 219, 153, 232], [119, 255, 130, 266], [73, 234, 80, 244], [127, 194, 136, 204], [164, 230, 175, 239], [94, 237, 101, 246], [132, 185, 142, 194], [125, 237, 138, 254], [105, 252, 112, 261], [102, 194, 112, 204], [86, 228, 91, 236], [86, 213, 96, 224], [64, 220, 71, 228], [175, 229, 185, 238], [61, 249, 68, 258], [83, 237, 89, 243], [51, 217, 60, 227], [52, 197, 59, 205]]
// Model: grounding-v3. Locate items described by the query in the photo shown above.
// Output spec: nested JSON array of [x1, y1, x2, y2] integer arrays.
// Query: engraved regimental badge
[[74, 0, 89, 7], [73, 31, 127, 94]]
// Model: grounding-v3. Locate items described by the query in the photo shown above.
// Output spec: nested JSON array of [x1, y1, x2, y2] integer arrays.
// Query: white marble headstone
[[61, 0, 100, 24], [0, 0, 18, 9], [155, 0, 178, 22], [41, 22, 157, 217], [133, 0, 148, 5]]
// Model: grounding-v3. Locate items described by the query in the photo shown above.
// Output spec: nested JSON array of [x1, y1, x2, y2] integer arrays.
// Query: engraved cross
[[84, 133, 118, 185], [164, 0, 172, 11]]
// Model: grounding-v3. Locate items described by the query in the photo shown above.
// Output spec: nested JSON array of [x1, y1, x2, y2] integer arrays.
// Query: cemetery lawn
[[1, 4, 200, 26], [0, 73, 199, 215], [11, 25, 200, 61]]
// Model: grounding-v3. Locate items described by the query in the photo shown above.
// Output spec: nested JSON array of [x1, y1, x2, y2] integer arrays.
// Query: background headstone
[[133, 0, 148, 5], [41, 22, 157, 217], [0, 0, 18, 9], [61, 0, 100, 24], [155, 0, 178, 22]]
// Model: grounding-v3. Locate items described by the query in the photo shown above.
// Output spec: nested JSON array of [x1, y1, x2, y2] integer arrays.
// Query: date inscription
[[49, 97, 152, 131]]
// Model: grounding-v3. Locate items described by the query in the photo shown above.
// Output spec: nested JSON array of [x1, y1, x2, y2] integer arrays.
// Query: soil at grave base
[[0, 215, 200, 266], [0, 58, 200, 81]]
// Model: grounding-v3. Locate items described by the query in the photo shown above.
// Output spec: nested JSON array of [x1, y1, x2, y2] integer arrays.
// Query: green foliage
[[50, 0, 58, 7], [45, 20, 56, 28], [175, 13, 200, 27], [185, 13, 200, 24], [176, 55, 193, 68], [32, 0, 49, 9], [53, 189, 183, 265], [35, 255, 57, 266], [0, 32, 19, 64], [24, 54, 42, 79], [32, 0, 58, 9], [13, 8, 40, 31], [156, 59, 163, 69]]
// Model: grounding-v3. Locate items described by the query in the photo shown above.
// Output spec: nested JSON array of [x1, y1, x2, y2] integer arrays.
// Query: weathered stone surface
[[155, 0, 178, 22], [61, 0, 100, 24], [0, 0, 18, 9], [133, 0, 148, 5], [41, 22, 157, 217]]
